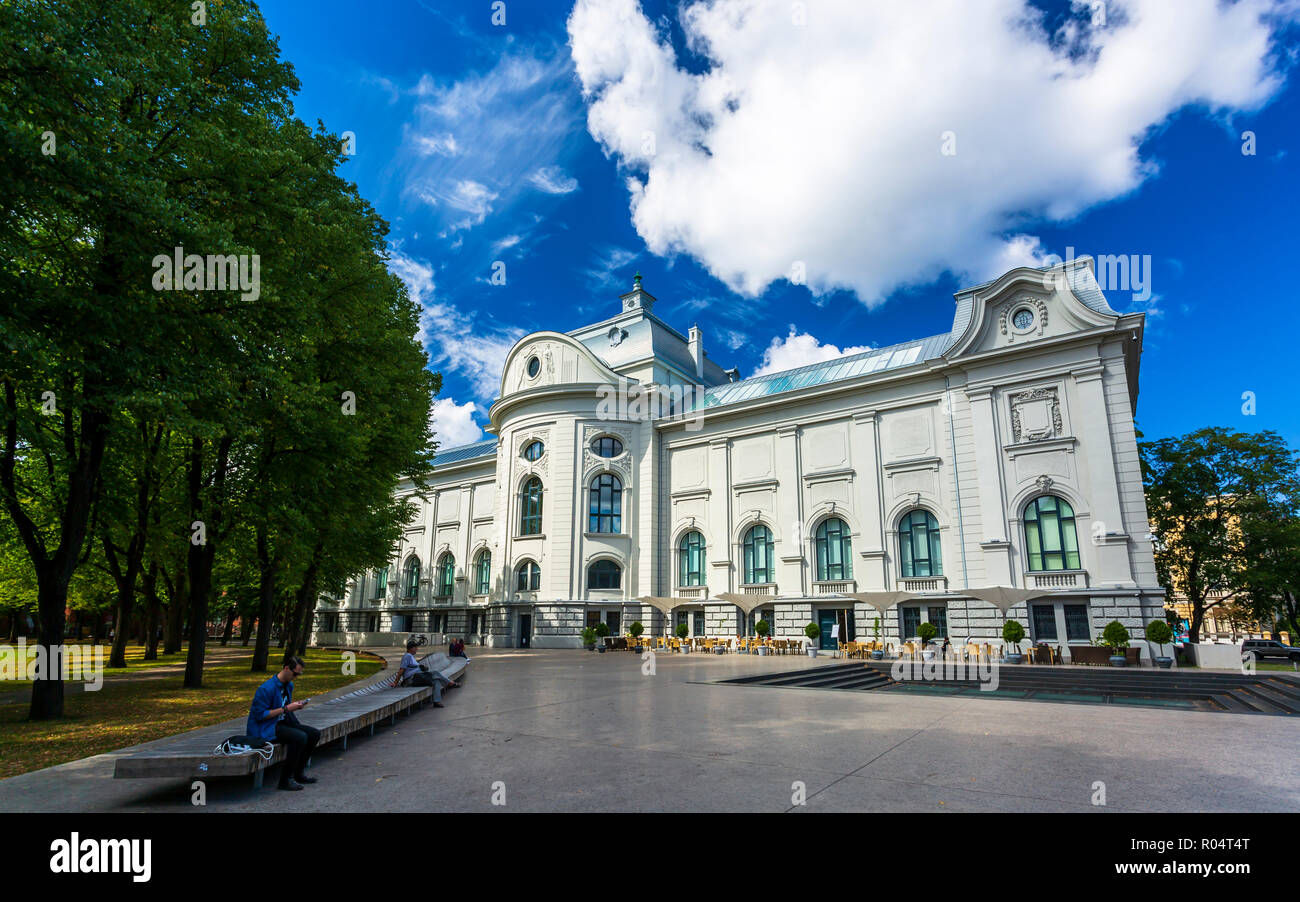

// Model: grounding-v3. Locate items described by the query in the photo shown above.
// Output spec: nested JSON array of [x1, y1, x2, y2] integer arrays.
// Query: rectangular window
[[693, 611, 705, 637], [606, 611, 621, 635], [1031, 604, 1058, 641], [587, 610, 602, 629], [902, 607, 921, 638], [927, 606, 947, 639], [1064, 604, 1090, 641]]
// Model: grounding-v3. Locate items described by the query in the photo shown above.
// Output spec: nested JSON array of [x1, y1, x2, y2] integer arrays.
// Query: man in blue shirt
[[247, 655, 319, 791]]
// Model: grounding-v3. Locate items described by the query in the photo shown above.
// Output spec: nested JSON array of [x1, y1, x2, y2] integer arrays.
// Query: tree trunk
[[143, 563, 160, 661], [220, 606, 236, 646], [183, 435, 230, 689], [251, 525, 276, 672], [239, 612, 254, 646], [286, 556, 319, 656]]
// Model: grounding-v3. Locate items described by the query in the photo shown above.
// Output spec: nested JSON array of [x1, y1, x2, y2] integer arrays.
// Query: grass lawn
[[0, 647, 382, 779]]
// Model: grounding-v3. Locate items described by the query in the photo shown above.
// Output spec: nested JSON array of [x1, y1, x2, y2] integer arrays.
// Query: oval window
[[592, 436, 624, 458], [522, 440, 544, 461], [1012, 308, 1034, 330], [526, 356, 540, 378]]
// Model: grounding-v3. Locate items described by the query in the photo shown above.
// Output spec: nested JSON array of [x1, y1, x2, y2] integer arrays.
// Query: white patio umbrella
[[961, 586, 1061, 655], [634, 596, 680, 636]]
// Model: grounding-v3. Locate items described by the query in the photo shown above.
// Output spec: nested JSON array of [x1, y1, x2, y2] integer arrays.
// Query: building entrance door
[[519, 614, 531, 649], [819, 610, 837, 650]]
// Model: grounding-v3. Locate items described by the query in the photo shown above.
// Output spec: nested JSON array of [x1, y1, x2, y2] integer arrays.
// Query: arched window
[[588, 474, 622, 533], [402, 557, 420, 598], [515, 561, 540, 592], [474, 550, 491, 595], [436, 554, 455, 597], [742, 524, 774, 585], [519, 477, 543, 535], [899, 510, 942, 578], [374, 566, 388, 599], [815, 518, 853, 581], [678, 531, 705, 587], [522, 440, 544, 461], [588, 560, 622, 590], [1023, 496, 1081, 572]]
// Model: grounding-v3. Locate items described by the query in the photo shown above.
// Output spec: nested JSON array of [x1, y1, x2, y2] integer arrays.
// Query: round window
[[1012, 308, 1034, 330], [522, 440, 544, 461], [592, 436, 624, 458], [526, 356, 540, 378]]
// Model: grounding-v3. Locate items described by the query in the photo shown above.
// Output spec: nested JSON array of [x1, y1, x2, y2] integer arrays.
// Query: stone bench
[[112, 652, 468, 788]]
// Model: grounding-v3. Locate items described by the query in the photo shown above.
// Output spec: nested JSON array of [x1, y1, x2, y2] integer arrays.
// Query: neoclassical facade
[[313, 258, 1165, 659]]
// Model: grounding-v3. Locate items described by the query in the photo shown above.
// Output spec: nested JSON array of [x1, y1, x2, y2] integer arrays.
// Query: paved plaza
[[1, 648, 1296, 812]]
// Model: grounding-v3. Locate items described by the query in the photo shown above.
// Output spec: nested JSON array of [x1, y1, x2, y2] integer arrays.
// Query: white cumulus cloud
[[430, 397, 486, 448], [568, 0, 1295, 305], [750, 327, 874, 377]]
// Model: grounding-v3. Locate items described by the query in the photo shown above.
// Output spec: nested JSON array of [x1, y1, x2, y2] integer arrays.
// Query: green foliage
[[580, 627, 597, 647], [675, 622, 689, 639], [1001, 619, 1025, 651], [804, 622, 820, 641], [594, 622, 610, 638], [629, 621, 643, 637], [754, 619, 769, 637], [872, 616, 880, 638], [1099, 620, 1131, 649], [917, 621, 937, 645], [1145, 620, 1173, 648]]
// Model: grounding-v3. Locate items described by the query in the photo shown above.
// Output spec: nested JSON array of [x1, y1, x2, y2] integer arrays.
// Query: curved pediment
[[496, 331, 623, 402], [945, 259, 1119, 360]]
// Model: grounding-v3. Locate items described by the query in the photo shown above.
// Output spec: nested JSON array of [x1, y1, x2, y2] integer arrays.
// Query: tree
[[1140, 428, 1300, 645]]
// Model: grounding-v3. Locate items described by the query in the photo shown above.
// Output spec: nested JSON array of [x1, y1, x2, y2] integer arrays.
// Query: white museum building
[[312, 257, 1166, 661]]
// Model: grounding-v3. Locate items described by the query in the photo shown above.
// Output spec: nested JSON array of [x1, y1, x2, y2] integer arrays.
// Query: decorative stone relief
[[998, 295, 1048, 341], [582, 424, 632, 480], [1010, 387, 1063, 443]]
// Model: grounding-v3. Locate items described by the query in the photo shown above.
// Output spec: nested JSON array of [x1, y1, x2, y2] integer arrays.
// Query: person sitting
[[247, 655, 319, 791], [394, 639, 458, 707], [449, 637, 468, 659]]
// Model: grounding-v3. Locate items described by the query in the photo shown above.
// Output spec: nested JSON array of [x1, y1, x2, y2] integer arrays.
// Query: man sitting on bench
[[247, 654, 319, 791], [394, 639, 458, 707]]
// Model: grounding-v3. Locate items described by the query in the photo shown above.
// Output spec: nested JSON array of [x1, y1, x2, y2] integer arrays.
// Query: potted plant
[[676, 622, 691, 653], [595, 621, 610, 652], [1002, 619, 1025, 664], [580, 627, 597, 651], [1100, 620, 1130, 666], [754, 619, 770, 655], [871, 616, 884, 659], [629, 621, 644, 653], [917, 621, 938, 661], [804, 622, 821, 657], [1145, 620, 1174, 669]]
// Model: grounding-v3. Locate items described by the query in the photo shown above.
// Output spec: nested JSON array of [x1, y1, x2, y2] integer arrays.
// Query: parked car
[[1241, 639, 1300, 662]]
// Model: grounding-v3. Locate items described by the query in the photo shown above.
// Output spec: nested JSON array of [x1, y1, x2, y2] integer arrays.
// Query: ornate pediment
[[1010, 387, 1063, 443]]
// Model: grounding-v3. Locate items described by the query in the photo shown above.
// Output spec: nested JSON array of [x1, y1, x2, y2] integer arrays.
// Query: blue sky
[[261, 0, 1300, 450]]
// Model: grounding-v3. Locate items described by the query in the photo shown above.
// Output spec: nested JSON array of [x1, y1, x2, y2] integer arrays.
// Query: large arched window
[[588, 474, 622, 533], [588, 559, 622, 590], [402, 557, 420, 598], [742, 524, 775, 585], [436, 554, 455, 597], [373, 566, 388, 599], [1023, 495, 1081, 571], [519, 477, 543, 535], [678, 531, 705, 587], [815, 518, 853, 581], [515, 560, 540, 592], [899, 510, 942, 578], [474, 550, 491, 595]]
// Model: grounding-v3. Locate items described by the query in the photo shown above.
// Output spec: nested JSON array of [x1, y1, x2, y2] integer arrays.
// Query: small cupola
[[619, 271, 656, 315]]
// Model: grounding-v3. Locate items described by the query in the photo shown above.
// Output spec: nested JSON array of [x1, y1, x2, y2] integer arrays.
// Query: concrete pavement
[[0, 647, 1295, 812]]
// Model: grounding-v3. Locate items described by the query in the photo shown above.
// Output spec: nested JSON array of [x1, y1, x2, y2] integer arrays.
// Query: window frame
[[588, 473, 622, 533], [677, 531, 706, 587], [898, 509, 942, 578], [587, 559, 622, 590], [742, 524, 775, 585], [814, 517, 853, 581], [1023, 495, 1081, 572], [522, 440, 544, 461], [519, 477, 544, 535], [402, 557, 420, 598], [592, 436, 624, 458], [474, 550, 491, 595], [436, 554, 455, 598], [515, 560, 540, 592]]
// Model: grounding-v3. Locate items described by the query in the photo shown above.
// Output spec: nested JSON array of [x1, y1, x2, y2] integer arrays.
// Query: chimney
[[687, 324, 704, 380]]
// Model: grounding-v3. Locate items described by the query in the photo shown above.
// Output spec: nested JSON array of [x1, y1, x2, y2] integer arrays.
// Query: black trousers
[[275, 717, 320, 783]]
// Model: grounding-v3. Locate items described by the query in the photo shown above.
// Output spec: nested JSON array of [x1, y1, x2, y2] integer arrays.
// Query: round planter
[[871, 650, 885, 660], [922, 649, 935, 662], [585, 644, 595, 652], [1155, 656, 1173, 669], [806, 647, 819, 658], [1108, 655, 1127, 667], [680, 645, 691, 654], [713, 646, 725, 655], [756, 646, 769, 656], [597, 646, 606, 654], [1004, 653, 1024, 665]]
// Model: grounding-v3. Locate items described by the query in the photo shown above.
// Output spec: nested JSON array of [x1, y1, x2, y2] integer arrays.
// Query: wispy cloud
[[581, 245, 639, 294], [528, 165, 579, 194]]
